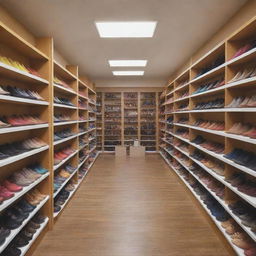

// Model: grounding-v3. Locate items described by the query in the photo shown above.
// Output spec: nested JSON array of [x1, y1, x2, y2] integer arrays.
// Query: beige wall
[[170, 0, 256, 82]]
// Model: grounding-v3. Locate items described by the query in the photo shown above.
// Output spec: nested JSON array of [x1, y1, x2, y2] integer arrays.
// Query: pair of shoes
[[192, 135, 224, 154], [54, 114, 72, 122], [3, 85, 44, 101], [195, 55, 225, 78], [226, 95, 256, 108], [194, 98, 224, 109], [54, 77, 74, 91], [54, 96, 75, 106], [230, 40, 256, 60], [54, 147, 76, 165], [229, 66, 256, 83], [78, 98, 88, 109], [193, 119, 225, 131], [227, 122, 256, 138], [193, 78, 225, 95], [54, 129, 75, 141], [224, 149, 256, 170], [175, 128, 189, 139], [176, 102, 189, 111], [0, 115, 44, 127]]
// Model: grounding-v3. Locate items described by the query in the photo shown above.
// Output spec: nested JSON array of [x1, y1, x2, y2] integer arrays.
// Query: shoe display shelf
[[103, 92, 122, 152], [96, 92, 103, 151], [0, 20, 53, 256], [123, 92, 139, 148], [159, 17, 256, 255], [97, 90, 160, 153], [0, 195, 49, 253], [53, 167, 78, 198], [19, 217, 49, 256], [140, 92, 158, 152], [161, 151, 244, 255]]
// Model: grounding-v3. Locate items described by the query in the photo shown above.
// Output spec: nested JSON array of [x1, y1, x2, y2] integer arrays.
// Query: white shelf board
[[0, 123, 48, 134], [54, 103, 77, 110], [0, 145, 49, 168], [0, 196, 49, 253], [0, 95, 49, 106], [53, 134, 78, 146], [54, 120, 77, 126]]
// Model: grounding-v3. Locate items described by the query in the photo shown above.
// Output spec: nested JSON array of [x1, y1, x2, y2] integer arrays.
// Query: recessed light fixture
[[95, 22, 157, 38], [109, 60, 147, 67], [112, 71, 144, 76]]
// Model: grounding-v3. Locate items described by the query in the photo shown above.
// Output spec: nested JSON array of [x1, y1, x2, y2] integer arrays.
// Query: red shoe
[[0, 186, 14, 200], [3, 180, 22, 192]]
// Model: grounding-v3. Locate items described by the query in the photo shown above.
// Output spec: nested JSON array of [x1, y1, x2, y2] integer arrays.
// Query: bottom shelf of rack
[[159, 152, 245, 256], [19, 218, 49, 256]]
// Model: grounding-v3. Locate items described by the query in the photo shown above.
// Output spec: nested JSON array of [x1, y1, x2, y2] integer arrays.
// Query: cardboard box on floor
[[130, 146, 145, 157], [115, 146, 127, 156]]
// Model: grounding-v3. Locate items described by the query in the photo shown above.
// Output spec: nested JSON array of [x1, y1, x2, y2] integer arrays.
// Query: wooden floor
[[34, 154, 232, 256]]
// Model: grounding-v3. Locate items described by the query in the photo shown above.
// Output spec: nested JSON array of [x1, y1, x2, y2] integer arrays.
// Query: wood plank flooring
[[34, 154, 233, 256]]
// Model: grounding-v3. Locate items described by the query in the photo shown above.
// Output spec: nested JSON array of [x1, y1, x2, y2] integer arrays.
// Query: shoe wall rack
[[159, 17, 256, 255], [0, 15, 98, 256], [96, 89, 162, 153]]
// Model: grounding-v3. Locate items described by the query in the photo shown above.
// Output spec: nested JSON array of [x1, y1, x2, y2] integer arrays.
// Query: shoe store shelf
[[182, 158, 256, 242], [88, 137, 96, 142], [53, 134, 78, 146], [0, 145, 49, 168], [226, 47, 256, 66], [78, 107, 88, 111], [0, 95, 49, 106], [173, 145, 256, 209], [88, 128, 96, 133], [78, 155, 90, 169], [54, 168, 78, 198], [77, 120, 89, 124], [78, 130, 88, 136], [77, 153, 99, 187], [53, 103, 77, 110], [173, 123, 256, 145], [53, 150, 78, 171], [78, 94, 89, 100], [160, 152, 244, 256], [54, 120, 77, 127], [89, 146, 96, 154], [173, 96, 190, 103], [0, 123, 49, 135], [0, 172, 49, 212], [171, 130, 256, 178], [172, 108, 256, 114], [190, 63, 226, 84], [88, 119, 96, 122], [0, 196, 49, 253], [79, 143, 89, 151], [0, 62, 49, 85], [54, 60, 77, 81], [53, 83, 76, 96], [53, 184, 78, 218], [189, 86, 225, 99], [87, 152, 99, 170], [19, 217, 49, 256]]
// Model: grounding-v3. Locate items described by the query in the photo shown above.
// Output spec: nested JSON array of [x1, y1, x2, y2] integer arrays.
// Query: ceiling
[[0, 0, 246, 87]]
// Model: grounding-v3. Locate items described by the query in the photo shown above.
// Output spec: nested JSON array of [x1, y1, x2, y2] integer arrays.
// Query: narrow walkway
[[34, 154, 231, 256]]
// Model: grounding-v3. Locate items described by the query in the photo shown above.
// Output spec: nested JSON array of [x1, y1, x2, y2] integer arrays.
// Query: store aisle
[[34, 154, 232, 256]]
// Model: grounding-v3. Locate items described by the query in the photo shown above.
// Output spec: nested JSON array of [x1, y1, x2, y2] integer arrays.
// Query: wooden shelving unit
[[0, 20, 99, 256], [159, 17, 256, 255], [96, 92, 103, 151], [97, 91, 159, 153]]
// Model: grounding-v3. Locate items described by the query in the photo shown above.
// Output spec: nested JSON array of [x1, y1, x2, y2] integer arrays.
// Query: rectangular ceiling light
[[95, 22, 157, 38], [109, 60, 147, 67], [112, 71, 144, 76]]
